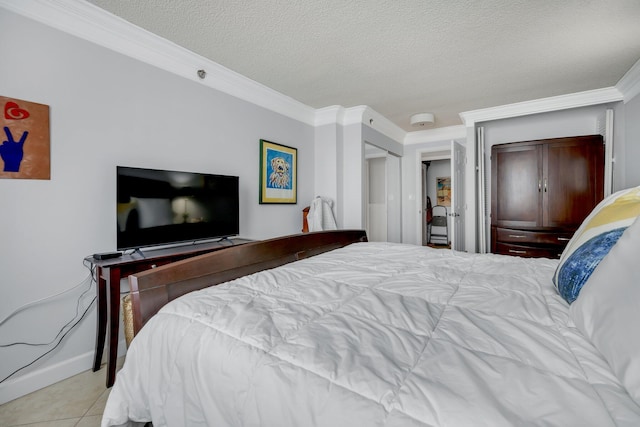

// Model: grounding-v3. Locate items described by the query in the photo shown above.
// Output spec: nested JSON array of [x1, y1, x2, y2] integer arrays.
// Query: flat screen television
[[116, 166, 239, 250]]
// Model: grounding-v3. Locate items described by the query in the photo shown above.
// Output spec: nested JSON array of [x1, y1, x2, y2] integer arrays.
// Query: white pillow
[[570, 214, 640, 404], [554, 186, 640, 303]]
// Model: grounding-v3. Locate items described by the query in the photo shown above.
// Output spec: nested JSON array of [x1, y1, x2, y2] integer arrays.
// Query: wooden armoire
[[491, 135, 604, 258]]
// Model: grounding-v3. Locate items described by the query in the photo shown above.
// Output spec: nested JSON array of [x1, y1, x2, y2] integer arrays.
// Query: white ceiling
[[86, 0, 640, 131]]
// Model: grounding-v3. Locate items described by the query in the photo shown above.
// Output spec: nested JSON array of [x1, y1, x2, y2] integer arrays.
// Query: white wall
[[480, 104, 614, 148], [0, 10, 313, 403], [363, 125, 403, 157], [341, 123, 364, 229], [313, 123, 339, 213], [622, 93, 640, 187]]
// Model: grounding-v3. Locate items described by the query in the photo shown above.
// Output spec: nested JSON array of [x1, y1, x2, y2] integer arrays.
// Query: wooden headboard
[[128, 230, 368, 335]]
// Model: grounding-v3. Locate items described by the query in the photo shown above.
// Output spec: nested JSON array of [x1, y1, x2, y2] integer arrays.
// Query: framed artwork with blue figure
[[0, 96, 50, 180], [259, 139, 297, 204]]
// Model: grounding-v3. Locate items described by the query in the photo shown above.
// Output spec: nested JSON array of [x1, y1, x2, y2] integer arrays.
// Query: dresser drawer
[[494, 242, 563, 259], [495, 228, 573, 245]]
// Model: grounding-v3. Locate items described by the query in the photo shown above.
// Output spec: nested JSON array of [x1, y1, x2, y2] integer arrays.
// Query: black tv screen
[[116, 166, 239, 250]]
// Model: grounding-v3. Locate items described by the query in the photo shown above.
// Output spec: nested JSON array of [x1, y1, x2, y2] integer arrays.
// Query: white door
[[386, 153, 402, 243], [367, 156, 387, 242], [451, 140, 466, 251]]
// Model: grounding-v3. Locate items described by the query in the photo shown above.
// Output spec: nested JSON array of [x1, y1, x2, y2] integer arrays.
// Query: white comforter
[[102, 242, 640, 426]]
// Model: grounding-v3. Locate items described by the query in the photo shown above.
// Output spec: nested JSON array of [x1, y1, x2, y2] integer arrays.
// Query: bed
[[102, 188, 640, 427]]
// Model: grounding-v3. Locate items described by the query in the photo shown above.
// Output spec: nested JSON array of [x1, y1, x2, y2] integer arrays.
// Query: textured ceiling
[[86, 0, 640, 131]]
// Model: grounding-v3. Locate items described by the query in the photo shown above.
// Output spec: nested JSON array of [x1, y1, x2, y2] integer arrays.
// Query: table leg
[[93, 267, 107, 372], [106, 267, 122, 388]]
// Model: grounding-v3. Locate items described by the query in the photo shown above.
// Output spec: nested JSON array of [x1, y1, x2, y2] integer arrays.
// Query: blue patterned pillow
[[555, 227, 625, 303], [554, 186, 640, 304]]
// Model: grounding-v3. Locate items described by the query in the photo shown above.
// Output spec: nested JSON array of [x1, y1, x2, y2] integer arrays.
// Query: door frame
[[415, 147, 451, 246], [451, 140, 466, 251]]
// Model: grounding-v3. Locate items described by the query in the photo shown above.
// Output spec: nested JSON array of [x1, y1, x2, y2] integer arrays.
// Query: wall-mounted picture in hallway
[[437, 176, 451, 206], [259, 139, 297, 204], [0, 96, 50, 180]]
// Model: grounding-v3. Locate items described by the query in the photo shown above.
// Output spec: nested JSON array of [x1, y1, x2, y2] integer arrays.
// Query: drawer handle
[[509, 249, 527, 254], [557, 237, 570, 241], [508, 234, 526, 238]]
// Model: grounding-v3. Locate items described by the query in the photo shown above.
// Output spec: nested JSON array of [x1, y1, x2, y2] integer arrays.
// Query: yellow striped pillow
[[554, 186, 640, 303]]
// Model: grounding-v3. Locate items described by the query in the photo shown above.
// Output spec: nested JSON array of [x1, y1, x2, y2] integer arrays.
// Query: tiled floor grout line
[[0, 357, 124, 427]]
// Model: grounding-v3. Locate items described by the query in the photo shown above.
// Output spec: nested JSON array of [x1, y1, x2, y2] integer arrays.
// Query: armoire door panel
[[544, 137, 604, 227], [492, 145, 541, 228]]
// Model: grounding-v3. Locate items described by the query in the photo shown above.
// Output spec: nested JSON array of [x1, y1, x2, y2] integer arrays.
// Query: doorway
[[416, 141, 466, 251], [423, 159, 451, 247]]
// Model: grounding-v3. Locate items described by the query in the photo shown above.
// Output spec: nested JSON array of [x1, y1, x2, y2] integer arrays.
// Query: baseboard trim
[[0, 340, 127, 405]]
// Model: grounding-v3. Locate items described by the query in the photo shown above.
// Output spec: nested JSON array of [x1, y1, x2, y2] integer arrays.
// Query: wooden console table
[[87, 238, 252, 387]]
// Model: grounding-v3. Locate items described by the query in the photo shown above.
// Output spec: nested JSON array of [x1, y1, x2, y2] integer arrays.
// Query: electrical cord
[[0, 260, 95, 328], [0, 297, 96, 384], [0, 259, 98, 384], [0, 280, 93, 347]]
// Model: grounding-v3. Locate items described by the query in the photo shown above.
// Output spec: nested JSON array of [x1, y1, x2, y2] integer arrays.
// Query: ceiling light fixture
[[410, 113, 435, 127]]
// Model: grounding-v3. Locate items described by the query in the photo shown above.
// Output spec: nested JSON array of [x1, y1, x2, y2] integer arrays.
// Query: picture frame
[[259, 139, 297, 204], [0, 96, 50, 180], [436, 176, 451, 206]]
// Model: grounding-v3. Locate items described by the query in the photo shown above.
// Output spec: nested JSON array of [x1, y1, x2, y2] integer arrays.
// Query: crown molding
[[616, 58, 640, 103], [314, 105, 407, 143], [314, 106, 345, 127], [404, 125, 467, 145], [459, 87, 624, 126], [0, 0, 316, 125], [360, 107, 407, 143], [342, 106, 369, 127]]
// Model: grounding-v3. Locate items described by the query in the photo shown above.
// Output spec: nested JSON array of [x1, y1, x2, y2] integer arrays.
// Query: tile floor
[[0, 357, 124, 426]]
